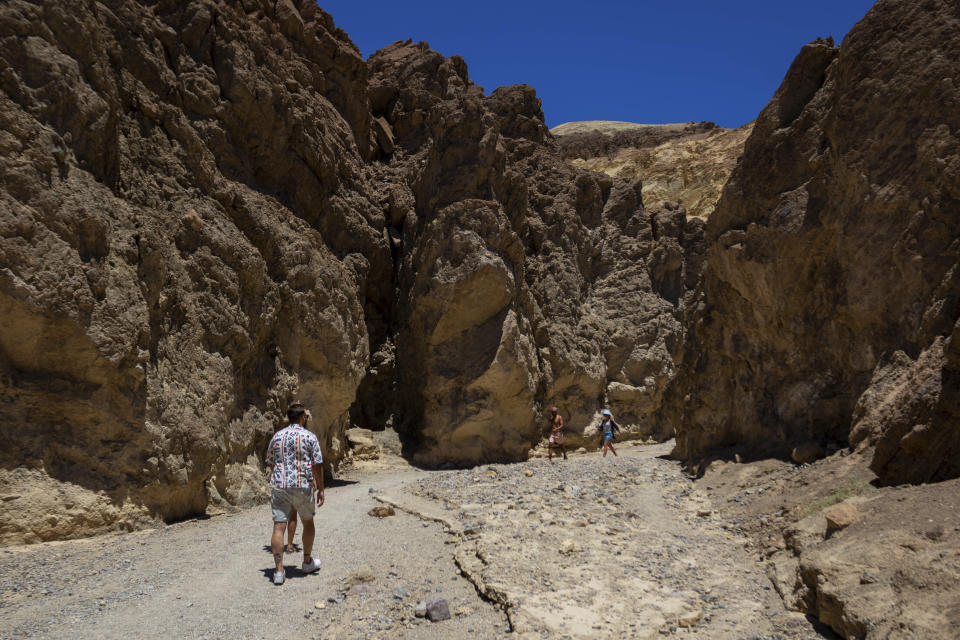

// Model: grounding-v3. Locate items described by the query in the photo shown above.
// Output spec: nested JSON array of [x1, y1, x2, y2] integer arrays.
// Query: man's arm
[[313, 463, 324, 507], [311, 436, 325, 506]]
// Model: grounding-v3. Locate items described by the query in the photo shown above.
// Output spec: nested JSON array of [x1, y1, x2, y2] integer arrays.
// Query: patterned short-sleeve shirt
[[265, 424, 322, 489]]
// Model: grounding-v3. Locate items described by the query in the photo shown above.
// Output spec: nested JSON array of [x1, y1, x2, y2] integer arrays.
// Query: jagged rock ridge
[[360, 41, 708, 466]]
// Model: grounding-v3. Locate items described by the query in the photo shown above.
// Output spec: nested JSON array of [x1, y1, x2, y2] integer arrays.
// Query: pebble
[[426, 598, 451, 622]]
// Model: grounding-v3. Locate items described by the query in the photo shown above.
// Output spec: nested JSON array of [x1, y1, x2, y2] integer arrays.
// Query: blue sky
[[320, 1, 877, 129]]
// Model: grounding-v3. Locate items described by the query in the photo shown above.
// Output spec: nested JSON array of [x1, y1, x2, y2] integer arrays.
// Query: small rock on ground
[[368, 505, 396, 518], [426, 598, 451, 622]]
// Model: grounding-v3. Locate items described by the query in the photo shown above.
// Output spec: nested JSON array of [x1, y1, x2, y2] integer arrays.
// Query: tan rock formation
[[0, 0, 382, 544], [551, 120, 689, 137], [664, 0, 960, 486], [0, 6, 702, 541], [553, 121, 752, 219], [703, 449, 960, 639], [363, 42, 704, 466]]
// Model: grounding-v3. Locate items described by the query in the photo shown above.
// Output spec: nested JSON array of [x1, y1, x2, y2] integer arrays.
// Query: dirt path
[[0, 469, 506, 639], [0, 442, 832, 639]]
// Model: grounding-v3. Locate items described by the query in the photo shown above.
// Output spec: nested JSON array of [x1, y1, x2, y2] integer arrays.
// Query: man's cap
[[602, 409, 612, 416], [550, 406, 558, 412]]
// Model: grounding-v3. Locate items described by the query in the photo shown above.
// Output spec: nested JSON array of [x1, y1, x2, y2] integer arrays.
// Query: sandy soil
[[0, 468, 505, 639], [0, 441, 836, 639], [698, 449, 960, 638]]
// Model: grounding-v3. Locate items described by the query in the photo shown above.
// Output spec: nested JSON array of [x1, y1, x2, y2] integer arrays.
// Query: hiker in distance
[[597, 409, 620, 457], [265, 403, 324, 585], [547, 406, 567, 461]]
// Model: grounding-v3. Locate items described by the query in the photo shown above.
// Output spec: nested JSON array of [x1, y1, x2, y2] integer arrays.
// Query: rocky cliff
[[664, 0, 960, 485], [553, 121, 752, 219], [0, 1, 700, 543], [0, 0, 389, 544], [359, 41, 704, 465]]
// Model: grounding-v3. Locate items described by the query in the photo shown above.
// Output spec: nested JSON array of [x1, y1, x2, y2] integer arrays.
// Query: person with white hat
[[597, 409, 620, 457]]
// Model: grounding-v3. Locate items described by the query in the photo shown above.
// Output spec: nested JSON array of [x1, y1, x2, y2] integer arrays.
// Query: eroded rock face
[[364, 42, 701, 465], [1, 4, 705, 542], [664, 0, 960, 484], [0, 0, 382, 543]]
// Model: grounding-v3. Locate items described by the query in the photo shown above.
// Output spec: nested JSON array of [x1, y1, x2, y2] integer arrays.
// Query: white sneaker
[[301, 557, 321, 574], [273, 569, 285, 585]]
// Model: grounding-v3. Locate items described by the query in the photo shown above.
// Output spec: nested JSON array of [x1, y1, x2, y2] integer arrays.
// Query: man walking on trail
[[265, 403, 324, 585], [597, 409, 620, 457], [547, 406, 567, 461]]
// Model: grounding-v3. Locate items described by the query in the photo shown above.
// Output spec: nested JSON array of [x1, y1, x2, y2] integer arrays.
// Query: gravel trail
[[0, 442, 831, 639], [401, 442, 830, 639], [0, 470, 506, 639]]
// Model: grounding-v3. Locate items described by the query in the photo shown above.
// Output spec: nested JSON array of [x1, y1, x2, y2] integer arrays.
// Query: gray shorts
[[271, 487, 315, 522]]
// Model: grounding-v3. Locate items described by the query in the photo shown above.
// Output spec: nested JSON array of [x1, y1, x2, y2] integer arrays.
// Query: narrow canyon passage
[[0, 443, 831, 639]]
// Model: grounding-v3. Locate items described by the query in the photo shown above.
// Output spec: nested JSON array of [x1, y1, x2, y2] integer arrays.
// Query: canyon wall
[[0, 0, 385, 544], [664, 0, 960, 485], [0, 1, 699, 542], [359, 42, 703, 465], [8, 0, 955, 549]]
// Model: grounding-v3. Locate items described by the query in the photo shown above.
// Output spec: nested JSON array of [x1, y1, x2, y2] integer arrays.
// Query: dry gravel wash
[[0, 443, 829, 639], [401, 442, 829, 639]]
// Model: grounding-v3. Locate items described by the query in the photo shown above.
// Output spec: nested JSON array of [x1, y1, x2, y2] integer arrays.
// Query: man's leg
[[301, 518, 315, 564], [271, 521, 287, 572], [610, 443, 618, 457], [548, 443, 553, 460], [286, 510, 297, 552], [290, 490, 319, 573], [561, 443, 567, 460], [270, 489, 292, 576]]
